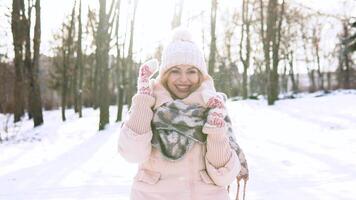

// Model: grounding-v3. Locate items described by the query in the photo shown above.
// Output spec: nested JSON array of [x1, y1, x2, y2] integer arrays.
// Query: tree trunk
[[208, 0, 217, 75], [93, 53, 100, 109], [73, 0, 82, 114], [341, 21, 351, 89], [114, 0, 123, 122], [343, 54, 351, 89], [61, 1, 76, 121], [24, 0, 33, 119], [224, 28, 235, 97], [86, 9, 96, 107], [259, 0, 285, 105], [260, 0, 274, 103], [126, 0, 138, 107], [281, 63, 288, 93], [312, 27, 324, 91], [97, 0, 110, 130], [90, 6, 100, 110], [11, 0, 26, 122], [61, 46, 68, 121], [260, 0, 271, 104], [309, 69, 316, 92], [288, 50, 298, 93], [30, 0, 44, 126], [77, 0, 83, 117], [327, 72, 331, 90], [271, 0, 284, 103], [116, 56, 124, 121], [240, 0, 251, 99]]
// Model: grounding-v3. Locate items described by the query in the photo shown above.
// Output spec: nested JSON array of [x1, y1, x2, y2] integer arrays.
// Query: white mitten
[[137, 59, 159, 96]]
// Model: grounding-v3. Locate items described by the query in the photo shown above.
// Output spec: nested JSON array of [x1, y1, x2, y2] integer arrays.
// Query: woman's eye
[[187, 70, 197, 74], [170, 69, 180, 74]]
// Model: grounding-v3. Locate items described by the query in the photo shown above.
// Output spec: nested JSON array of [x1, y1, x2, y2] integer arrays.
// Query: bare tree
[[239, 0, 252, 99], [114, 0, 124, 122], [87, 7, 98, 108], [300, 16, 317, 92], [97, 0, 117, 130], [311, 24, 324, 90], [280, 6, 300, 94], [344, 21, 356, 53], [125, 0, 138, 107], [29, 0, 44, 126], [11, 0, 26, 122], [222, 10, 239, 97], [208, 0, 217, 75], [97, 0, 110, 130], [287, 49, 299, 93], [338, 19, 354, 89], [73, 1, 81, 114], [61, 1, 76, 121], [0, 61, 15, 115], [24, 0, 33, 119], [250, 56, 267, 96], [259, 0, 285, 105], [76, 0, 83, 117]]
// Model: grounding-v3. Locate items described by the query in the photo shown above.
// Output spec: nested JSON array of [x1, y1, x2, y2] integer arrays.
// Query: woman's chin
[[173, 91, 190, 99]]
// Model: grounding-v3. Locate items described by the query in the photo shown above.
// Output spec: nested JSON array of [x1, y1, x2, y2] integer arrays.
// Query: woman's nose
[[178, 73, 189, 82]]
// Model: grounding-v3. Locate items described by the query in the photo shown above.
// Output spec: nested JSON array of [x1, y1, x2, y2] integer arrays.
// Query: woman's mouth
[[175, 85, 191, 92]]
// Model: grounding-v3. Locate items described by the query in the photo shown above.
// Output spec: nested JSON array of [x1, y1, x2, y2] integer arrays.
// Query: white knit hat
[[158, 27, 208, 78]]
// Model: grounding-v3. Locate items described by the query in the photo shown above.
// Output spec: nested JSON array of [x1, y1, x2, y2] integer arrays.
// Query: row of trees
[[50, 0, 137, 130], [3, 0, 356, 130], [210, 0, 356, 103], [49, 0, 186, 130]]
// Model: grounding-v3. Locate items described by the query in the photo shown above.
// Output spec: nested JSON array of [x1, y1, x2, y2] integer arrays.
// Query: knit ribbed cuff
[[132, 94, 155, 108], [202, 123, 228, 135], [206, 133, 232, 168], [124, 94, 155, 134]]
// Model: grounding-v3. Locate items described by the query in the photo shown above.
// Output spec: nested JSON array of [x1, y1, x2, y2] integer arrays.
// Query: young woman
[[118, 27, 248, 200]]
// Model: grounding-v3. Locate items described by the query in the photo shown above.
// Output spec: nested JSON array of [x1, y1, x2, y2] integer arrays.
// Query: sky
[[0, 0, 355, 68]]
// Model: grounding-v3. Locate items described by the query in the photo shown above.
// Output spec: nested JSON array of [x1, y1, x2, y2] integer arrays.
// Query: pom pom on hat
[[171, 27, 193, 42], [159, 27, 208, 79]]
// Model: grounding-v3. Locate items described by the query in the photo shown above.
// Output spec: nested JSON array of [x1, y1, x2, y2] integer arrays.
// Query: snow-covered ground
[[1, 90, 356, 200]]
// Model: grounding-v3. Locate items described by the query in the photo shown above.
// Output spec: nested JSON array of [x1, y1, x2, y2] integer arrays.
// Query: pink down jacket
[[118, 77, 241, 200]]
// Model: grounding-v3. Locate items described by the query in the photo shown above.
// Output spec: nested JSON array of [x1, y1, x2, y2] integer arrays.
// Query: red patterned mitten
[[202, 91, 227, 128], [137, 59, 158, 96]]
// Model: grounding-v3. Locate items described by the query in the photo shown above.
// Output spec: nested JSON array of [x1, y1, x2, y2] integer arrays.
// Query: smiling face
[[162, 65, 202, 99]]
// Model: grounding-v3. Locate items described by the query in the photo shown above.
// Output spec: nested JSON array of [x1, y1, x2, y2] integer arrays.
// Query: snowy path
[[0, 108, 136, 200], [228, 93, 356, 200], [1, 92, 356, 200]]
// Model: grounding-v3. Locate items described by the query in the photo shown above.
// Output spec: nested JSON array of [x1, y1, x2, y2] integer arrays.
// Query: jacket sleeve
[[118, 94, 155, 163], [203, 125, 241, 187], [118, 125, 153, 163]]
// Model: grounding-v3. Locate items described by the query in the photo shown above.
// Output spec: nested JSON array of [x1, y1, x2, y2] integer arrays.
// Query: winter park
[[1, 0, 356, 200]]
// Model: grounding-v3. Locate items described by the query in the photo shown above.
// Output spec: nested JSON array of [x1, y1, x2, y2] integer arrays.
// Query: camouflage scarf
[[151, 100, 208, 161], [151, 100, 249, 182], [151, 99, 249, 199]]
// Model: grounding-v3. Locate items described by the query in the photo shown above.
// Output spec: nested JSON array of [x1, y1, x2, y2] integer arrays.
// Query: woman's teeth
[[176, 85, 190, 91]]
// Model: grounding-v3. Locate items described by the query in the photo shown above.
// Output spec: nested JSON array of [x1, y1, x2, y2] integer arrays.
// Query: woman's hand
[[123, 59, 158, 134], [137, 59, 159, 96], [202, 91, 227, 128]]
